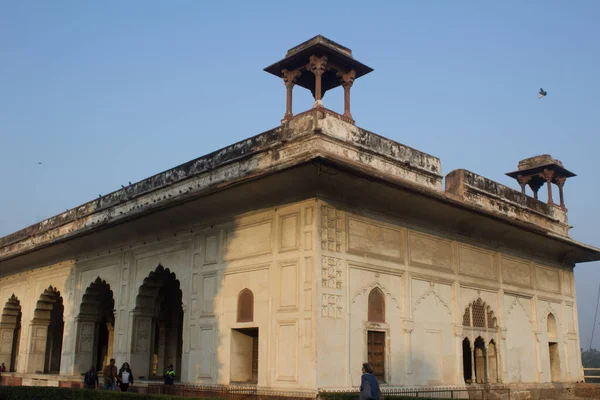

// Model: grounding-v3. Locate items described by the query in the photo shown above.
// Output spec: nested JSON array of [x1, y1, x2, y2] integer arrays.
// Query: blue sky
[[1, 1, 600, 346]]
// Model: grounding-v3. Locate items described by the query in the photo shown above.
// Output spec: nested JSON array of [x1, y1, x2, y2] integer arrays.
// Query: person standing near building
[[83, 366, 99, 389], [102, 358, 117, 390], [360, 363, 382, 400], [118, 362, 134, 392], [164, 364, 175, 385]]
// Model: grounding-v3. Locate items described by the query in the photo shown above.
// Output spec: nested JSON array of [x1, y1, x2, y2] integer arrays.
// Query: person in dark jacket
[[164, 364, 176, 385], [83, 366, 99, 389], [360, 363, 381, 400], [118, 362, 134, 392]]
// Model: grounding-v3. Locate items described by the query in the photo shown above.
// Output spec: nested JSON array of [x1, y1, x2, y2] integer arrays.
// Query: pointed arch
[[488, 340, 498, 383], [0, 295, 22, 371], [237, 289, 254, 323], [547, 313, 557, 338], [27, 286, 64, 374], [462, 337, 472, 383], [74, 277, 115, 373], [351, 281, 400, 310], [474, 336, 487, 384], [368, 287, 385, 323], [132, 265, 183, 380], [413, 287, 452, 316]]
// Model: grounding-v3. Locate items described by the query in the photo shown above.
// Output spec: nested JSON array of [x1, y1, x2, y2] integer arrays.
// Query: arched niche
[[131, 265, 183, 380], [74, 278, 115, 373], [368, 287, 385, 323], [0, 295, 22, 371], [237, 289, 254, 323], [27, 286, 64, 374]]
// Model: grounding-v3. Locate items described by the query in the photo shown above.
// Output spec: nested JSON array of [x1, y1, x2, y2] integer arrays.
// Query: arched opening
[[488, 340, 498, 383], [474, 336, 487, 384], [547, 313, 557, 338], [462, 337, 472, 383], [368, 288, 385, 323], [0, 295, 22, 372], [132, 265, 183, 380], [231, 289, 258, 384], [74, 278, 115, 373], [547, 313, 560, 381], [28, 287, 63, 374], [237, 289, 254, 323]]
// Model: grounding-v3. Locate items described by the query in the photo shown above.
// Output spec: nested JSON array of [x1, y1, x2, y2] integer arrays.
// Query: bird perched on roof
[[538, 88, 547, 99]]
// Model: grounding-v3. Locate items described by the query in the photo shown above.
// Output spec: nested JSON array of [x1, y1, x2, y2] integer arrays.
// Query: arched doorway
[[74, 278, 115, 373], [474, 336, 486, 384], [0, 295, 22, 371], [547, 313, 560, 382], [462, 337, 472, 383], [488, 340, 498, 383], [28, 286, 64, 374], [131, 265, 183, 380]]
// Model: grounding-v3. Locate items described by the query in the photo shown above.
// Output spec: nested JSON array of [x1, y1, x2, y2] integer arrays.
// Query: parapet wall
[[445, 169, 569, 236]]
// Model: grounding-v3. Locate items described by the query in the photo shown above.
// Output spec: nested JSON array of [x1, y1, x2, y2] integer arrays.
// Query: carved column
[[528, 180, 543, 200], [308, 55, 328, 108], [556, 176, 566, 209], [403, 319, 414, 377], [454, 326, 464, 384], [338, 70, 356, 120], [517, 175, 530, 194], [543, 169, 555, 205], [282, 69, 301, 121], [106, 322, 114, 365]]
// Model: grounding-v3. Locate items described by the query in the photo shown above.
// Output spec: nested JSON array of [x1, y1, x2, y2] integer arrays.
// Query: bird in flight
[[37, 162, 42, 165], [538, 88, 547, 99]]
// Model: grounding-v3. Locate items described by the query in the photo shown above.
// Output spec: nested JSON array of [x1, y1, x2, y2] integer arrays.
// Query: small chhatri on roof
[[264, 35, 373, 123], [506, 154, 576, 209]]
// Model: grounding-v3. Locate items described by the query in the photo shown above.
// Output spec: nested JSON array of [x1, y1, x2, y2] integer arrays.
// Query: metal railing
[[147, 384, 314, 400], [584, 368, 600, 382], [145, 384, 510, 400], [322, 387, 511, 400]]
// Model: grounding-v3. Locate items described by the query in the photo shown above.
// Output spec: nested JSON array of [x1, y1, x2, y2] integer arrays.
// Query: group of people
[[83, 359, 176, 391], [83, 360, 379, 397]]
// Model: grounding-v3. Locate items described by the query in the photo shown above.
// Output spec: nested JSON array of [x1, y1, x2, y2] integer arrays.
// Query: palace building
[[0, 36, 598, 394]]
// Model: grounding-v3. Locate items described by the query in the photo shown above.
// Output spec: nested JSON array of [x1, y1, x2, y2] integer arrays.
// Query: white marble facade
[[0, 199, 581, 390]]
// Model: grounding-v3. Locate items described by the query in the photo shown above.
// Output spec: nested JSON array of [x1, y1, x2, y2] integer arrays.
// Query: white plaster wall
[[410, 279, 455, 386], [503, 295, 537, 383]]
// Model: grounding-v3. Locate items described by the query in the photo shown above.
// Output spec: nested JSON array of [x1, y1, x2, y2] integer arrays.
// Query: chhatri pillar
[[264, 35, 373, 124], [506, 155, 576, 210]]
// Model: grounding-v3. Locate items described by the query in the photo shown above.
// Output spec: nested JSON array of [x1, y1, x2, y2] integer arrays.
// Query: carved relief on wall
[[78, 321, 96, 353], [351, 280, 400, 310], [412, 281, 452, 317], [133, 317, 152, 353], [321, 205, 342, 252], [321, 256, 342, 289], [321, 294, 343, 319]]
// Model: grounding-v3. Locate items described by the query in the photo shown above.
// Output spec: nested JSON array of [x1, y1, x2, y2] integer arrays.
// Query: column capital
[[338, 69, 356, 88], [282, 69, 301, 89], [541, 168, 555, 182], [308, 55, 328, 76], [555, 176, 567, 187]]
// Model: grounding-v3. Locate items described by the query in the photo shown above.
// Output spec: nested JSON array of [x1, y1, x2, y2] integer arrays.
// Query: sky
[[1, 1, 600, 347]]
